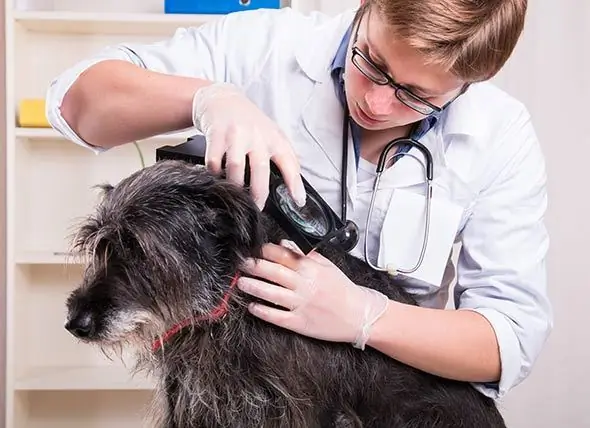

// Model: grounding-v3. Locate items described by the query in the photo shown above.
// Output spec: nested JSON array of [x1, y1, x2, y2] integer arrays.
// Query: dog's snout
[[65, 312, 96, 339]]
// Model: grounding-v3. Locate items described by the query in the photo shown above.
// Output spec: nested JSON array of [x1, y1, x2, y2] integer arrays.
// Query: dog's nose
[[65, 312, 96, 339]]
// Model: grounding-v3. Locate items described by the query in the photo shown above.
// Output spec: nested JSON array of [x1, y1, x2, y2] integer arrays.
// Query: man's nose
[[364, 85, 397, 117]]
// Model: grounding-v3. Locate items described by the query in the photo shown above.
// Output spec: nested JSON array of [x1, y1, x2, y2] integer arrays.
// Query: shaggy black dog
[[64, 159, 506, 428]]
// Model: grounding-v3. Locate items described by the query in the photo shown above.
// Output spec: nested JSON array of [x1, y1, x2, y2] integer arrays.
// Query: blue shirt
[[329, 24, 439, 168]]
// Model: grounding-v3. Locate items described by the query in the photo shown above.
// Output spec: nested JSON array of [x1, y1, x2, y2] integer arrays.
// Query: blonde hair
[[360, 0, 528, 82]]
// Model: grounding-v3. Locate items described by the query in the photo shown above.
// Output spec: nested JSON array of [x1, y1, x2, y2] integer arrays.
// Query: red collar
[[151, 272, 240, 352]]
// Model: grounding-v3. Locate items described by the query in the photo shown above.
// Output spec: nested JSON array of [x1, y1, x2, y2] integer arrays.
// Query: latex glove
[[238, 240, 390, 350], [192, 82, 306, 209]]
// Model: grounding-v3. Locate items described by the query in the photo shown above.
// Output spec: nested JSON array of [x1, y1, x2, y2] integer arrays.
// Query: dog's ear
[[93, 183, 115, 199], [209, 181, 267, 260], [231, 196, 266, 259]]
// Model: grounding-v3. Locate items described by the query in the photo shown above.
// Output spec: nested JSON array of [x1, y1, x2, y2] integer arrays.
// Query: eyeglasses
[[350, 8, 466, 116]]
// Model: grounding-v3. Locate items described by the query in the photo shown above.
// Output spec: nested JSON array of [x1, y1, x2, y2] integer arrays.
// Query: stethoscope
[[339, 106, 434, 276]]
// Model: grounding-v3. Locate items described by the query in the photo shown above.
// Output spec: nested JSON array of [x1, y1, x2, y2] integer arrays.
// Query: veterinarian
[[46, 0, 552, 401]]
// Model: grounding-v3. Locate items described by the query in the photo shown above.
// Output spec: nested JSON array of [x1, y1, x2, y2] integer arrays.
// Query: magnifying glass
[[270, 181, 359, 254], [156, 134, 360, 255]]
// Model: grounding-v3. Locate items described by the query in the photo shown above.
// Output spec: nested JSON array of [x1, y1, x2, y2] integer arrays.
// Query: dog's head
[[64, 160, 265, 347]]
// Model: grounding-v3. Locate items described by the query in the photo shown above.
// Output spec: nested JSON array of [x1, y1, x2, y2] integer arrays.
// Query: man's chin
[[352, 116, 401, 132]]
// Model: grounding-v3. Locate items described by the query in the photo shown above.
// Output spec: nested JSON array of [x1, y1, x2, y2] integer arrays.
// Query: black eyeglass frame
[[350, 7, 468, 116]]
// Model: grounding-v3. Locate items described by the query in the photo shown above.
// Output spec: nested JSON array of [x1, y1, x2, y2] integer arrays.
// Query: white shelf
[[13, 10, 220, 35], [15, 251, 86, 265], [15, 126, 197, 142], [15, 366, 156, 391]]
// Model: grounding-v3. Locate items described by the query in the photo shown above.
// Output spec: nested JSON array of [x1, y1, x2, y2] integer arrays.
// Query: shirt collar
[[330, 21, 351, 73]]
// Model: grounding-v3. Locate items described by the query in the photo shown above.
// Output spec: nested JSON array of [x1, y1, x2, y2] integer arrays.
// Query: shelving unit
[[13, 10, 219, 35], [16, 365, 155, 391], [3, 0, 213, 422], [3, 0, 233, 426], [15, 126, 195, 141], [3, 0, 355, 426]]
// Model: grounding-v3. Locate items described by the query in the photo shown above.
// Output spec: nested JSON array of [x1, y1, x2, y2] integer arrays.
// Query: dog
[[64, 159, 506, 428]]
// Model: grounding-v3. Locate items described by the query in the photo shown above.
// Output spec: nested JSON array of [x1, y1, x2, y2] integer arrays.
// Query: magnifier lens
[[275, 184, 330, 237]]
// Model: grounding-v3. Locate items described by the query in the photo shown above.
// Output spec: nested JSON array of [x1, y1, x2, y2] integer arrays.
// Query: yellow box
[[18, 98, 51, 128]]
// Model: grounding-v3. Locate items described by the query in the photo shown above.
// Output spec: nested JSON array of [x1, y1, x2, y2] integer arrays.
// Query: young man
[[46, 0, 552, 400]]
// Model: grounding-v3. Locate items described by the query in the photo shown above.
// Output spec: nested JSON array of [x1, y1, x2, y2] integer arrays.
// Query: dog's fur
[[64, 159, 506, 428]]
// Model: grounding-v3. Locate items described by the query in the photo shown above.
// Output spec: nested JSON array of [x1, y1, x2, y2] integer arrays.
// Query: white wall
[[491, 2, 589, 427], [291, 0, 359, 15], [302, 1, 589, 427], [0, 0, 6, 424]]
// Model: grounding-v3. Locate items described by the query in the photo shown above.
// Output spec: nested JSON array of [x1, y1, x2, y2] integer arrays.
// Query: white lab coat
[[46, 7, 552, 400]]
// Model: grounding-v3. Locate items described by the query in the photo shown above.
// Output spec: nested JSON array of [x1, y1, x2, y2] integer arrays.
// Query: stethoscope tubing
[[341, 112, 434, 276], [364, 149, 433, 275]]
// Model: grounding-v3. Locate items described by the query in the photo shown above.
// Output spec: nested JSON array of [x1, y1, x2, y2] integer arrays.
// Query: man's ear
[[359, 0, 366, 4]]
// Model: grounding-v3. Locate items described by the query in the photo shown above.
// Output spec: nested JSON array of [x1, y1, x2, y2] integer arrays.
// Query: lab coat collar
[[296, 9, 359, 208], [294, 9, 357, 83], [439, 84, 488, 142]]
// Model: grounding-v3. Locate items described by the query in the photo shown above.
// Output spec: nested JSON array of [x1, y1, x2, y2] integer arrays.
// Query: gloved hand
[[192, 82, 307, 209], [238, 240, 390, 350]]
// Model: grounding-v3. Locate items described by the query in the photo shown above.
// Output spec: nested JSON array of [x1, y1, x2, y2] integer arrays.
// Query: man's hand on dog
[[238, 240, 390, 350], [192, 82, 307, 210]]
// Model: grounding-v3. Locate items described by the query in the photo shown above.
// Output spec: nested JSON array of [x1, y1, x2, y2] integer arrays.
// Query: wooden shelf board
[[15, 127, 196, 142], [13, 10, 219, 35], [15, 365, 156, 391]]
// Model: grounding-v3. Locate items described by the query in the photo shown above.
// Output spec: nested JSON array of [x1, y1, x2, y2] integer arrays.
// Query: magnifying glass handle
[[337, 220, 360, 252], [311, 219, 359, 254]]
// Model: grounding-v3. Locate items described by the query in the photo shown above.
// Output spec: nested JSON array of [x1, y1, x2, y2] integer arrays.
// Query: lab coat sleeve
[[45, 8, 289, 152], [453, 110, 553, 399]]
